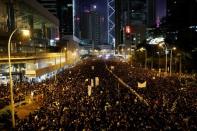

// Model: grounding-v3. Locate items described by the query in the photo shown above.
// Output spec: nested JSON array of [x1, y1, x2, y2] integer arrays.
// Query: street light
[[8, 28, 30, 128], [177, 53, 182, 75], [60, 47, 67, 68], [159, 43, 177, 76], [169, 47, 176, 76], [64, 47, 67, 65], [159, 42, 168, 74], [139, 47, 147, 69]]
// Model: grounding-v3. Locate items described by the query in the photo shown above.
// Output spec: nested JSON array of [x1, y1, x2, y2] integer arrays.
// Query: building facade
[[80, 10, 102, 48], [57, 0, 73, 40], [0, 0, 59, 53], [166, 0, 197, 29], [0, 0, 60, 82], [37, 0, 57, 17], [115, 0, 147, 49]]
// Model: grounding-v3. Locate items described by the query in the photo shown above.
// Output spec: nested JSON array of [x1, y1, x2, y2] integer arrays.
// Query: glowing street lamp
[[170, 47, 176, 76], [159, 43, 176, 76], [159, 42, 168, 74], [148, 37, 167, 73], [139, 47, 147, 69], [8, 28, 30, 128], [60, 47, 67, 68]]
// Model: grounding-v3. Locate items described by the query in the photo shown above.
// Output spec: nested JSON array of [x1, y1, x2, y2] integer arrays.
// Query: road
[[1, 58, 197, 130]]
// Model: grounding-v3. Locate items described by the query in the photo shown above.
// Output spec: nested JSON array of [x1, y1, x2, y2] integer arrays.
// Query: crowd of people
[[0, 58, 196, 130]]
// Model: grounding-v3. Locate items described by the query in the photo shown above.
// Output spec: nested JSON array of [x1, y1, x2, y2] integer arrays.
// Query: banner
[[88, 85, 92, 96], [137, 81, 146, 88], [95, 77, 99, 86]]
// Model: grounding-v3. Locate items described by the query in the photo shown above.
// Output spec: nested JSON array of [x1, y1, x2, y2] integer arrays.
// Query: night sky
[[156, 0, 166, 20], [79, 0, 107, 15]]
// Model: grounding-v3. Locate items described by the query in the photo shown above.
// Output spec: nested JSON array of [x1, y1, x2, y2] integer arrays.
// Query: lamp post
[[169, 47, 176, 76], [159, 43, 168, 74], [64, 47, 67, 65], [60, 50, 61, 69], [54, 57, 57, 82], [8, 28, 30, 128], [178, 54, 182, 75], [60, 47, 67, 68], [157, 51, 160, 70], [127, 47, 130, 62], [139, 47, 147, 69]]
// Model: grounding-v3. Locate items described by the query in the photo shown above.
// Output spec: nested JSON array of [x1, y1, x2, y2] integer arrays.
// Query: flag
[[95, 77, 99, 86], [88, 85, 92, 96], [137, 81, 146, 88]]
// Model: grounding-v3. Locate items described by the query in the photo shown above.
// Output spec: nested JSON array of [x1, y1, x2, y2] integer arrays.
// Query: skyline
[[78, 0, 108, 44]]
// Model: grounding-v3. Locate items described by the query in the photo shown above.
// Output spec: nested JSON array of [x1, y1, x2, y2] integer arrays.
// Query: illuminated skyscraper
[[115, 0, 147, 47], [57, 0, 73, 40], [107, 0, 115, 48], [80, 9, 102, 46]]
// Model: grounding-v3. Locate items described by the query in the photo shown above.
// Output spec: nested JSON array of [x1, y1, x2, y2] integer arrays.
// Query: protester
[[0, 58, 196, 130]]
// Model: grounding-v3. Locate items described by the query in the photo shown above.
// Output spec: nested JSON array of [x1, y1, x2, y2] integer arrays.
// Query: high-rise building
[[166, 0, 197, 29], [115, 0, 121, 49], [0, 0, 59, 53], [57, 0, 73, 40], [37, 0, 80, 42], [147, 0, 156, 27], [115, 0, 147, 48], [115, 0, 168, 48], [80, 10, 101, 47], [37, 0, 57, 16], [80, 11, 92, 43], [107, 0, 115, 47]]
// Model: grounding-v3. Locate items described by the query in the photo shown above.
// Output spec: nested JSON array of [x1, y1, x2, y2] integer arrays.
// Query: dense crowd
[[0, 58, 197, 130]]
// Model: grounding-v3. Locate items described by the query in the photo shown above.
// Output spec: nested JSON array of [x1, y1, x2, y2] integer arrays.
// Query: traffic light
[[125, 25, 132, 39], [125, 26, 131, 34]]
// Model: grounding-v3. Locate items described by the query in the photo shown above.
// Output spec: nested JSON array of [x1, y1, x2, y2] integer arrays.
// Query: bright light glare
[[139, 47, 145, 51], [55, 37, 60, 40], [21, 30, 30, 37], [72, 52, 77, 57], [93, 5, 97, 9], [149, 37, 164, 45], [159, 43, 164, 47], [172, 47, 176, 50], [105, 54, 110, 59]]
